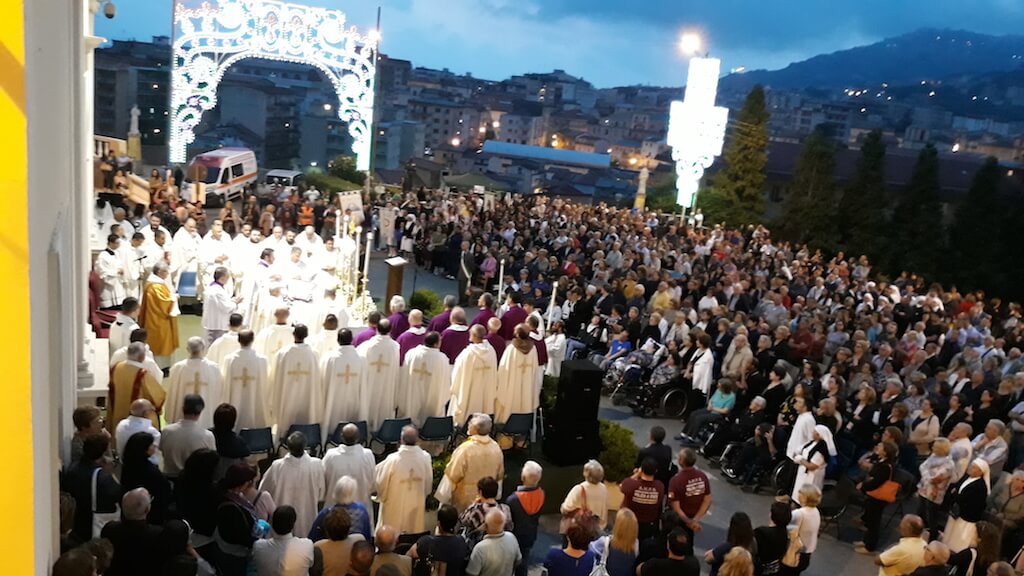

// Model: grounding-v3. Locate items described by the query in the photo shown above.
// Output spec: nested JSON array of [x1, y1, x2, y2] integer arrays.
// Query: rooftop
[[481, 141, 611, 169]]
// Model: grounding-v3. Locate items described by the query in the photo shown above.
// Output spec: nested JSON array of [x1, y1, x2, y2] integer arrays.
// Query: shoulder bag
[[782, 509, 804, 568], [91, 467, 121, 538], [866, 463, 900, 503]]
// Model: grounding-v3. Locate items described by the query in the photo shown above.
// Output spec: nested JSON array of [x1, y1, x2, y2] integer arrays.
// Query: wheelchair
[[628, 376, 702, 419]]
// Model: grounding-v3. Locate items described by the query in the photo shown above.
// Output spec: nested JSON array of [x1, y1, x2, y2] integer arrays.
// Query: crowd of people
[[60, 185, 1024, 576]]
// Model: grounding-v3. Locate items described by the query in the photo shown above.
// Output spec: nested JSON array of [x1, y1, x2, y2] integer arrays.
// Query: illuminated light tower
[[667, 32, 728, 212]]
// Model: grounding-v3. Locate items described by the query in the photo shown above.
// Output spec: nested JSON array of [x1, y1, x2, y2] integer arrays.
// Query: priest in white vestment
[[108, 300, 141, 356], [495, 326, 539, 424], [322, 423, 377, 527], [310, 314, 340, 360], [544, 320, 567, 378], [207, 313, 243, 365], [221, 330, 271, 430], [165, 337, 223, 429], [321, 329, 369, 439], [259, 432, 325, 538], [311, 288, 349, 338], [251, 284, 287, 336], [357, 319, 401, 431], [199, 220, 234, 295], [272, 325, 322, 439], [400, 333, 452, 425], [437, 414, 505, 513], [284, 247, 318, 328], [448, 325, 498, 426], [375, 427, 433, 533], [255, 307, 294, 378]]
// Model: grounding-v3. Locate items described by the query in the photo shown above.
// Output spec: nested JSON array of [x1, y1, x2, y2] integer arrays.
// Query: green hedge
[[410, 288, 445, 318], [599, 421, 639, 483]]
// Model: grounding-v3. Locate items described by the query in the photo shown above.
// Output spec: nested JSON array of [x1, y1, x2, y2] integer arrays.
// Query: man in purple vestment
[[387, 295, 410, 337], [471, 293, 496, 328], [427, 294, 457, 333], [396, 309, 428, 365], [439, 307, 471, 364], [527, 315, 548, 367], [353, 310, 381, 347], [484, 317, 506, 367], [499, 292, 528, 341]]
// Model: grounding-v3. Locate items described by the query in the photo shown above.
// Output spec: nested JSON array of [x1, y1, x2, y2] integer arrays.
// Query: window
[[220, 170, 230, 184], [231, 163, 244, 178]]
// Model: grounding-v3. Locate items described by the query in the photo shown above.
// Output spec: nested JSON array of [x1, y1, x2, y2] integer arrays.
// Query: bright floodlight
[[679, 33, 702, 56]]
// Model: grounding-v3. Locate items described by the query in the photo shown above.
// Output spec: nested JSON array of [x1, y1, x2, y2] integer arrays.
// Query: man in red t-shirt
[[666, 448, 712, 543], [620, 457, 665, 541]]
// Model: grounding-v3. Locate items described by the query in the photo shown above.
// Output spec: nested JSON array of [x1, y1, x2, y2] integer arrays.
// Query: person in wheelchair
[[565, 314, 607, 361], [725, 422, 777, 491], [703, 396, 768, 460], [604, 339, 666, 390], [679, 378, 737, 443]]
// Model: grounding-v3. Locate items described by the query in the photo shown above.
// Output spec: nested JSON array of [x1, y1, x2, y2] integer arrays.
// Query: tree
[[888, 144, 943, 278], [946, 156, 1004, 291], [709, 85, 770, 225], [838, 129, 888, 259], [328, 155, 366, 186], [778, 126, 839, 251]]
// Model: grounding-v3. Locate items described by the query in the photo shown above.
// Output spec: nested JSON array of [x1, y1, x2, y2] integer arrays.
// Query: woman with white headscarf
[[944, 458, 992, 552], [790, 424, 836, 502]]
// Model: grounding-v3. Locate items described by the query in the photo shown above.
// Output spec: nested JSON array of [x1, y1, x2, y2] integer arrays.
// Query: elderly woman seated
[[988, 468, 1024, 557], [680, 378, 737, 442], [703, 395, 768, 459]]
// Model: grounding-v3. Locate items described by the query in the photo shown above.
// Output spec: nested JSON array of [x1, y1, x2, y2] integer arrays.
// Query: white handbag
[[91, 468, 120, 538]]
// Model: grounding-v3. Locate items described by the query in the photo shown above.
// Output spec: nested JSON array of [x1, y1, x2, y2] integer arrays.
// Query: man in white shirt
[[202, 266, 242, 345], [252, 505, 321, 576], [108, 297, 141, 356], [160, 394, 216, 478], [114, 399, 161, 457], [97, 234, 127, 309]]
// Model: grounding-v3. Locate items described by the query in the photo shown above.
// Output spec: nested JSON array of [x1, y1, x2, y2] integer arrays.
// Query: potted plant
[[598, 420, 638, 511]]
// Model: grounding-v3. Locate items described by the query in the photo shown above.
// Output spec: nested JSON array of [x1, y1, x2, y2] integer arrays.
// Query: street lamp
[[679, 32, 702, 56]]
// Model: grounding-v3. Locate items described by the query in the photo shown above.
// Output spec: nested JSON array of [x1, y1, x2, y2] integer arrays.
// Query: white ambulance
[[182, 148, 258, 206]]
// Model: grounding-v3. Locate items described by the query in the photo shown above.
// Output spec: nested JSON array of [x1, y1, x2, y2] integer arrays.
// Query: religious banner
[[337, 190, 365, 226]]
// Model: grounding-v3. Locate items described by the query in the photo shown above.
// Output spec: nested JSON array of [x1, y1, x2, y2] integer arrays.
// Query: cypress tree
[[710, 85, 769, 225], [946, 156, 1003, 290], [779, 126, 838, 251], [838, 129, 887, 259], [889, 144, 943, 278]]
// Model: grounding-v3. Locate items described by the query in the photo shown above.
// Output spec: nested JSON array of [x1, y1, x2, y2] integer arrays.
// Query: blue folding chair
[[371, 418, 412, 455], [177, 270, 198, 298], [418, 416, 455, 446], [498, 413, 535, 452], [278, 423, 323, 457], [239, 427, 275, 458], [327, 421, 370, 448]]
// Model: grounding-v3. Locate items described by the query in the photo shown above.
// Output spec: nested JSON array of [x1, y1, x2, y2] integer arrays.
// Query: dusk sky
[[97, 0, 1024, 87]]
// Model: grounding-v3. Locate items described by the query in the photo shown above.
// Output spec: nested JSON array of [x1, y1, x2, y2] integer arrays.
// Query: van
[[265, 169, 305, 190], [182, 148, 258, 206]]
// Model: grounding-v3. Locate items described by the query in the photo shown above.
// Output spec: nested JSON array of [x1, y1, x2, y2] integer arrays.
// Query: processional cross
[[667, 57, 729, 210]]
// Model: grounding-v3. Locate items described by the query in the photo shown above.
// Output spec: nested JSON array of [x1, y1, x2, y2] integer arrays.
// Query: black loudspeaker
[[542, 359, 603, 466], [555, 359, 603, 424], [543, 419, 601, 466]]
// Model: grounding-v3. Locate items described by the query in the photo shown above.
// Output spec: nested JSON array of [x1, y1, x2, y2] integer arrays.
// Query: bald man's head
[[375, 525, 398, 553], [409, 309, 424, 326], [451, 307, 467, 325], [470, 324, 487, 343], [487, 317, 501, 334], [274, 307, 290, 323], [122, 488, 151, 521], [484, 509, 505, 535], [129, 399, 155, 417]]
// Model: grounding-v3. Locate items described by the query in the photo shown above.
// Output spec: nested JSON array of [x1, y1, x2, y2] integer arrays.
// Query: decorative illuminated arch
[[169, 0, 379, 170], [667, 57, 728, 209]]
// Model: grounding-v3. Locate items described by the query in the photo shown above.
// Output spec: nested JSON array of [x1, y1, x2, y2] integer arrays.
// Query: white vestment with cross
[[495, 342, 539, 424], [221, 347, 271, 431], [448, 342, 498, 426], [272, 342, 322, 439], [320, 345, 368, 440], [357, 334, 401, 430], [399, 344, 452, 426], [375, 444, 433, 534], [165, 357, 223, 429]]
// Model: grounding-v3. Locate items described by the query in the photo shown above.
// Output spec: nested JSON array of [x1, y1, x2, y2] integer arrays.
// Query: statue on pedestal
[[634, 166, 649, 210]]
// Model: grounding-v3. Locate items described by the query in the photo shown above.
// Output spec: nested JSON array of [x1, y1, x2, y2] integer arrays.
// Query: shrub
[[410, 288, 444, 318], [598, 421, 639, 483], [425, 452, 452, 511]]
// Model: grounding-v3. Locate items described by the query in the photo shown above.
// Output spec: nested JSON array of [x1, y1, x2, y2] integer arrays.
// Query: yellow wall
[[0, 0, 33, 573]]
